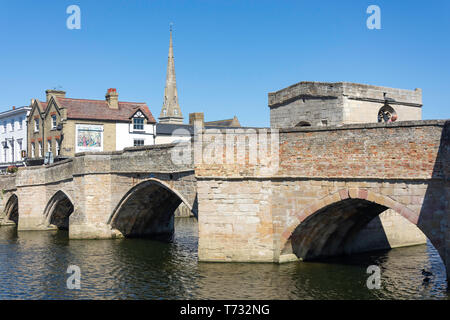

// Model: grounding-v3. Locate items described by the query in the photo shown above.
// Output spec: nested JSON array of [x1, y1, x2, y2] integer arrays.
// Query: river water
[[0, 218, 448, 300]]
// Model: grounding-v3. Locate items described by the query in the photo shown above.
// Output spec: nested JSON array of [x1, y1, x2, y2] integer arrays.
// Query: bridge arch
[[279, 188, 442, 263], [108, 178, 194, 240], [3, 194, 18, 225], [43, 190, 74, 230]]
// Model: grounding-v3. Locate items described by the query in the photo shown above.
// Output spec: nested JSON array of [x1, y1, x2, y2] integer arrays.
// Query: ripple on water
[[0, 220, 448, 300]]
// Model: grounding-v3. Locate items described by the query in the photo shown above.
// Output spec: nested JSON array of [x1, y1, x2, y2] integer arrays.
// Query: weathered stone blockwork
[[196, 120, 449, 279], [1, 143, 196, 239], [269, 82, 422, 128]]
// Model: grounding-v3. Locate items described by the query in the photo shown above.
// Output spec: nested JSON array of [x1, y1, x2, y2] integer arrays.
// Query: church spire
[[159, 24, 183, 124]]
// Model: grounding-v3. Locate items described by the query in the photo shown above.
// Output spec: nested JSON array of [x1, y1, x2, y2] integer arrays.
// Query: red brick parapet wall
[[195, 120, 448, 180]]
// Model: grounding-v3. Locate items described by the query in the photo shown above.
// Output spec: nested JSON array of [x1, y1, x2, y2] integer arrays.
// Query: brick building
[[27, 89, 156, 160]]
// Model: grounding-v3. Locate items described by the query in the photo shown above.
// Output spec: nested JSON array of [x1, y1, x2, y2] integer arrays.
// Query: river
[[0, 218, 448, 299]]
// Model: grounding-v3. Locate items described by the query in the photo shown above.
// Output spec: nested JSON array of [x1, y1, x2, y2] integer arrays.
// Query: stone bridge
[[0, 143, 196, 241], [195, 120, 449, 280], [0, 120, 449, 280]]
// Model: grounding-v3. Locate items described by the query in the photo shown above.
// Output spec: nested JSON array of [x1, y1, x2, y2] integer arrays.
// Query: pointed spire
[[159, 24, 183, 124]]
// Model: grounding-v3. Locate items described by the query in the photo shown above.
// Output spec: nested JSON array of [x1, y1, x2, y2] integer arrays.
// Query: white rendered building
[[0, 106, 31, 171]]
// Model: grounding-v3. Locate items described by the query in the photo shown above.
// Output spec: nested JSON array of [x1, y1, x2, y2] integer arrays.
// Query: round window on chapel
[[377, 105, 397, 123]]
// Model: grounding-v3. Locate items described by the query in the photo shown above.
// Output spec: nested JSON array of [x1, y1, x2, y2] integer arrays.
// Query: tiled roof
[[204, 116, 241, 127], [54, 97, 156, 123], [37, 101, 48, 111]]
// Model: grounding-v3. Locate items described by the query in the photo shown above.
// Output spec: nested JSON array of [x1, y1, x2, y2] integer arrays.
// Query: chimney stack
[[46, 89, 66, 102], [106, 88, 119, 109], [12, 106, 15, 110], [189, 112, 204, 127]]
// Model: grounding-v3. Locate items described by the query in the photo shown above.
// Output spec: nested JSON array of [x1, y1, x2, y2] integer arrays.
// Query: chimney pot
[[106, 88, 119, 109]]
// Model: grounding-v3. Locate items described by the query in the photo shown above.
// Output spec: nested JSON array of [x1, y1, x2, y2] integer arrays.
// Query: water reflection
[[0, 219, 448, 300]]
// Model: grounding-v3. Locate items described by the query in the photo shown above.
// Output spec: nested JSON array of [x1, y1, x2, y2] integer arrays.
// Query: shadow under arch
[[280, 188, 443, 265], [108, 178, 196, 241], [3, 194, 18, 225], [43, 190, 74, 230]]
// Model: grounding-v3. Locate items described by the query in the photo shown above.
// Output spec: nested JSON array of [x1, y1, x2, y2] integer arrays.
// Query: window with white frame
[[47, 139, 52, 154], [10, 119, 14, 132], [31, 143, 35, 158], [34, 118, 39, 132], [52, 115, 57, 129], [19, 117, 23, 130], [3, 122, 6, 133], [134, 139, 144, 147], [133, 118, 144, 130], [38, 141, 42, 157]]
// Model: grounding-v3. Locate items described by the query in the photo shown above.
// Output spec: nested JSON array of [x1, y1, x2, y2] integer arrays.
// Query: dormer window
[[133, 118, 144, 130], [132, 110, 146, 131]]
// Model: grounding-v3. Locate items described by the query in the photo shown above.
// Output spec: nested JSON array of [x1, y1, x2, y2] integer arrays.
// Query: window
[[174, 109, 178, 115], [38, 141, 42, 157], [17, 139, 22, 159], [378, 105, 397, 123], [34, 119, 39, 132], [134, 139, 144, 147], [163, 109, 167, 116], [10, 119, 14, 132], [19, 117, 23, 130], [10, 140, 14, 162], [47, 139, 52, 154], [31, 143, 35, 158], [133, 118, 144, 130], [52, 115, 57, 129], [56, 139, 60, 156]]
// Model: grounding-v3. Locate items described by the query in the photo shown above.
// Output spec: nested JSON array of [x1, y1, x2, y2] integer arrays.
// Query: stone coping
[[74, 142, 184, 156], [197, 120, 448, 134], [194, 175, 443, 181], [279, 119, 448, 133], [268, 81, 421, 96], [268, 81, 422, 107]]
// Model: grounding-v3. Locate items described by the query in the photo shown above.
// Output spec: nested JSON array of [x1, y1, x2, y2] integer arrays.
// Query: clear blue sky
[[0, 0, 449, 126]]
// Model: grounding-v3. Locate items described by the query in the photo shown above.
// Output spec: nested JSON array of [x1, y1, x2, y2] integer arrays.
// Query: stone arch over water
[[280, 188, 445, 266], [43, 190, 74, 230], [3, 194, 18, 225], [108, 178, 195, 241]]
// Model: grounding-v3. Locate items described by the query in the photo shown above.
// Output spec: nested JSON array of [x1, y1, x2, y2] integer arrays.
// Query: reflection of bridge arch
[[43, 190, 74, 230], [108, 178, 195, 240], [280, 188, 443, 263], [4, 194, 18, 225]]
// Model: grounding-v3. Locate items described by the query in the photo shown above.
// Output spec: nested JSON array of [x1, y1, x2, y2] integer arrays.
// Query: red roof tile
[[53, 97, 156, 123]]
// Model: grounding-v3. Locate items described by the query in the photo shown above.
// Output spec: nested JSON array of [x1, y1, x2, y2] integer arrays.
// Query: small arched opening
[[44, 191, 74, 230], [108, 179, 195, 241], [4, 194, 19, 225], [295, 121, 312, 127]]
